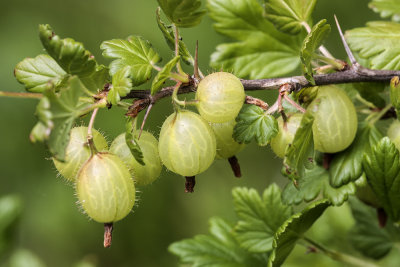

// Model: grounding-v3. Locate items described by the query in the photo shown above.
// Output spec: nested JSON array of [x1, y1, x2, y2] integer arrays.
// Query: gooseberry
[[53, 127, 108, 182], [110, 131, 162, 186], [158, 110, 216, 177], [210, 120, 245, 159], [76, 152, 135, 223], [270, 113, 303, 158], [195, 72, 245, 123], [309, 85, 357, 153]]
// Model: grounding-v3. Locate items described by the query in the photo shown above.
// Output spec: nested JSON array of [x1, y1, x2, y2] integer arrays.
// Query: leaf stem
[[283, 94, 306, 113], [303, 236, 379, 267], [0, 91, 42, 99], [315, 55, 346, 70], [368, 104, 393, 125], [87, 107, 99, 154], [173, 24, 185, 77]]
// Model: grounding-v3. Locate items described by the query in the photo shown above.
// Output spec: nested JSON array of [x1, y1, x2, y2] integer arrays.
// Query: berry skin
[[110, 131, 162, 186], [76, 152, 135, 223], [270, 113, 303, 158], [210, 120, 245, 159], [196, 72, 245, 123], [158, 110, 216, 177], [53, 127, 108, 182], [387, 120, 400, 150], [309, 86, 358, 153]]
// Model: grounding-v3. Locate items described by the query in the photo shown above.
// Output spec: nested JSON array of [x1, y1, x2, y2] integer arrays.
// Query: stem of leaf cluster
[[0, 91, 42, 99], [303, 236, 378, 267], [368, 104, 393, 125], [87, 107, 99, 154], [173, 24, 185, 76]]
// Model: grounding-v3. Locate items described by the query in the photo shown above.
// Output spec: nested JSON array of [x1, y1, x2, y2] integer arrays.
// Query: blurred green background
[[0, 0, 392, 266]]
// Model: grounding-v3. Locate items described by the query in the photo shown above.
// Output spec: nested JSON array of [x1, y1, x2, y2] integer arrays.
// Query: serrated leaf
[[349, 198, 400, 259], [264, 0, 317, 35], [79, 64, 109, 94], [268, 200, 330, 267], [330, 123, 382, 187], [125, 118, 145, 166], [107, 66, 132, 105], [233, 105, 278, 146], [169, 217, 268, 267], [208, 0, 302, 79], [29, 97, 53, 143], [44, 76, 90, 161], [157, 0, 206, 28], [363, 137, 400, 221], [156, 8, 194, 65], [369, 0, 400, 22], [301, 19, 331, 85], [39, 24, 96, 77], [151, 56, 180, 95], [283, 108, 314, 179], [101, 36, 161, 86], [282, 165, 356, 206], [390, 76, 400, 116], [14, 54, 68, 93], [346, 21, 400, 70], [233, 185, 292, 253], [0, 195, 23, 256]]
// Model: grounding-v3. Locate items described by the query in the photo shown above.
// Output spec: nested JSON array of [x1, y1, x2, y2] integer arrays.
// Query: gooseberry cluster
[[52, 71, 248, 246]]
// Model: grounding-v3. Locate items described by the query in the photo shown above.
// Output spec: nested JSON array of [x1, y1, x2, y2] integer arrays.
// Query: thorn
[[104, 223, 113, 248], [138, 102, 153, 139], [334, 15, 358, 66], [185, 176, 196, 193], [194, 40, 200, 80], [228, 156, 242, 178]]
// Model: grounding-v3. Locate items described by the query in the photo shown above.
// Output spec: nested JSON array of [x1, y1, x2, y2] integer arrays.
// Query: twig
[[123, 69, 400, 116], [245, 96, 268, 110], [0, 91, 42, 99]]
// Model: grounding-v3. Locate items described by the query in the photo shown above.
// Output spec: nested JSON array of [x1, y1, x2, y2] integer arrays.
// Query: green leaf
[[369, 0, 400, 22], [39, 24, 96, 77], [363, 137, 400, 221], [283, 108, 314, 179], [349, 198, 400, 259], [125, 118, 145, 166], [390, 76, 400, 116], [208, 0, 301, 79], [101, 36, 161, 86], [268, 200, 330, 267], [79, 64, 109, 94], [44, 76, 90, 161], [151, 56, 180, 95], [330, 123, 382, 187], [14, 54, 68, 93], [282, 165, 356, 206], [233, 105, 278, 146], [169, 217, 268, 267], [353, 82, 386, 108], [300, 19, 331, 85], [346, 21, 400, 70], [157, 0, 206, 28], [233, 185, 292, 253], [156, 8, 194, 65], [107, 66, 132, 105], [0, 195, 23, 256], [29, 97, 53, 143], [264, 0, 317, 35]]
